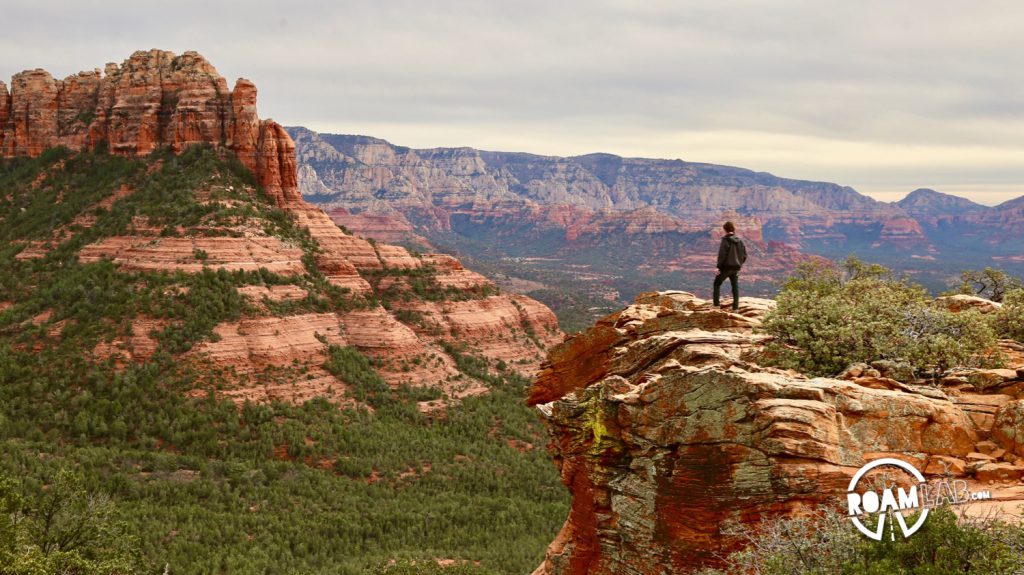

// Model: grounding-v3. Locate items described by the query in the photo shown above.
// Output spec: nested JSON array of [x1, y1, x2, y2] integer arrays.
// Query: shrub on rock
[[992, 289, 1024, 342], [762, 257, 999, 378], [694, 506, 1024, 575]]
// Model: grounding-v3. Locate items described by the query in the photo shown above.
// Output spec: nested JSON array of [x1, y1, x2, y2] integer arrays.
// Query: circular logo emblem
[[847, 458, 929, 540]]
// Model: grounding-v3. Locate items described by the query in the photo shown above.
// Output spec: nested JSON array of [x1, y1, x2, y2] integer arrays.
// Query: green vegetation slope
[[0, 146, 567, 574]]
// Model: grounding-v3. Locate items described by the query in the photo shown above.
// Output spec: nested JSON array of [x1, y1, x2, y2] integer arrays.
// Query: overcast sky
[[3, 0, 1022, 205]]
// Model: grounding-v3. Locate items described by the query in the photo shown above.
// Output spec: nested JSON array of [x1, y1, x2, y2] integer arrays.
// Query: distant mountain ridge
[[288, 126, 1024, 303], [896, 188, 989, 217], [291, 127, 1022, 226], [290, 126, 908, 245]]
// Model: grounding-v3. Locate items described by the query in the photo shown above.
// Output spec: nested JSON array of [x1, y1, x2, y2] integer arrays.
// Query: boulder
[[870, 359, 916, 383], [923, 455, 967, 477], [975, 462, 1024, 483], [934, 294, 1002, 314], [992, 400, 1024, 457], [976, 440, 1000, 455], [965, 369, 1019, 391], [839, 363, 869, 379]]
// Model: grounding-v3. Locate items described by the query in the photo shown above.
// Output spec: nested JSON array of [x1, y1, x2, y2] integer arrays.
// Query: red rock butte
[[0, 49, 297, 205], [2, 49, 564, 407]]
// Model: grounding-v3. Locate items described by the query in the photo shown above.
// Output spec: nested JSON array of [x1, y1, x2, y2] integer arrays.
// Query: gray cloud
[[2, 0, 1022, 204]]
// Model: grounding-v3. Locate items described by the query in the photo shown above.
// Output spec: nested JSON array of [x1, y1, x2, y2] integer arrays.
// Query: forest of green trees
[[0, 147, 567, 574]]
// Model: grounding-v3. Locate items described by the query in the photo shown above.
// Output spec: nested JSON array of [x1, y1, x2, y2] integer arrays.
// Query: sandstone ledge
[[530, 291, 1024, 575]]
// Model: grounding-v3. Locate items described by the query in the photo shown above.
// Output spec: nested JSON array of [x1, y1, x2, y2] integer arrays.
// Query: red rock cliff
[[5, 50, 565, 408], [0, 49, 299, 204], [529, 292, 1024, 574]]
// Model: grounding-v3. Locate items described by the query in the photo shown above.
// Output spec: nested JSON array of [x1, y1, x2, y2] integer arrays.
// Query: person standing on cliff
[[713, 221, 747, 311]]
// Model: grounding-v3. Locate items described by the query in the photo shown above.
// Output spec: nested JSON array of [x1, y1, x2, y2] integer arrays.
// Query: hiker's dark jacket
[[717, 234, 747, 270]]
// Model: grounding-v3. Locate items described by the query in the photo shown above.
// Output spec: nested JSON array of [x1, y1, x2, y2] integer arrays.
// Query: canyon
[[289, 128, 1024, 317], [5, 48, 1024, 574]]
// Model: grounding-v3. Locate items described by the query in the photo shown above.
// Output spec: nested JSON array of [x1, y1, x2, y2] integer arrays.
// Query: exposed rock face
[[289, 128, 1024, 299], [993, 401, 1024, 457], [974, 195, 1024, 240], [0, 81, 9, 155], [194, 312, 348, 371], [288, 127, 931, 252], [323, 206, 431, 247], [77, 234, 307, 274], [934, 294, 1003, 314], [529, 292, 1024, 574], [0, 50, 299, 204], [3, 51, 565, 408]]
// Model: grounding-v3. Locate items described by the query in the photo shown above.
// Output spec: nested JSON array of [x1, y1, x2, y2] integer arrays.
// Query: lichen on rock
[[530, 291, 1024, 574]]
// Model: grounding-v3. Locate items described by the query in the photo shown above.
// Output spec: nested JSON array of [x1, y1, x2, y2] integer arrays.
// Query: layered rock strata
[[291, 128, 1024, 294], [529, 291, 1024, 574], [1, 50, 298, 204], [288, 128, 934, 251], [5, 50, 564, 407]]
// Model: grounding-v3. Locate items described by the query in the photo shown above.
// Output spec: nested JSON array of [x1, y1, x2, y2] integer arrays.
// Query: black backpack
[[723, 236, 747, 268], [735, 238, 747, 265]]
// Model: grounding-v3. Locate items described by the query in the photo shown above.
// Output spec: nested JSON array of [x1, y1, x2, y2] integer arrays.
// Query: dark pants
[[713, 268, 740, 310]]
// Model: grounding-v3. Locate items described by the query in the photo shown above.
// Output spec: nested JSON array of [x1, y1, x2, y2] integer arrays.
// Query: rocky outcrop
[[77, 234, 307, 274], [3, 51, 566, 409], [0, 50, 299, 204], [875, 216, 930, 248], [934, 294, 1003, 314], [323, 206, 431, 247], [193, 313, 348, 370], [0, 81, 9, 155], [993, 401, 1024, 457], [529, 292, 1024, 574]]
